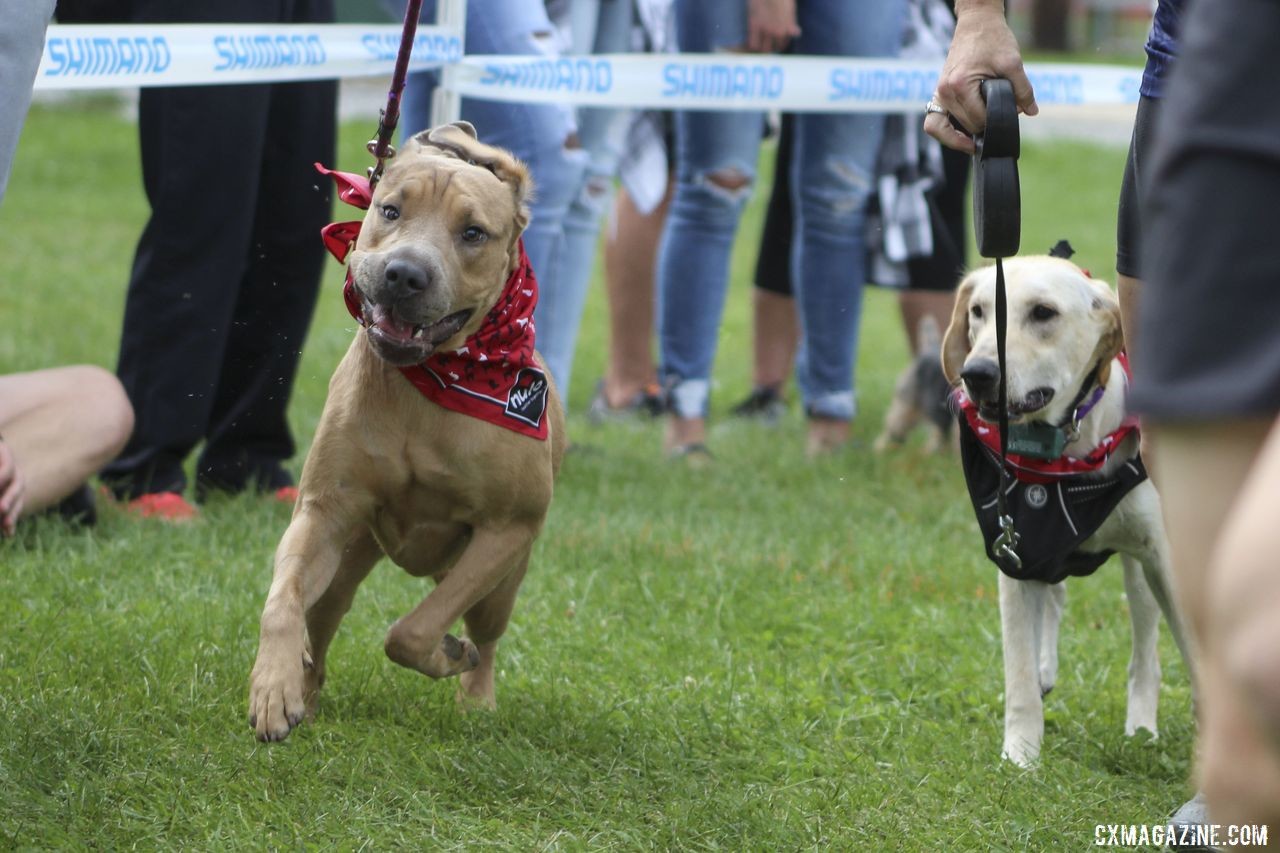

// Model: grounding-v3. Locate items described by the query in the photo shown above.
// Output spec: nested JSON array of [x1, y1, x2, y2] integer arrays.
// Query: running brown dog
[[248, 122, 565, 742]]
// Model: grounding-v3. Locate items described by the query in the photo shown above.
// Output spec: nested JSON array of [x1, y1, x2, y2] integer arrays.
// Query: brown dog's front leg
[[384, 525, 533, 685], [248, 509, 361, 742]]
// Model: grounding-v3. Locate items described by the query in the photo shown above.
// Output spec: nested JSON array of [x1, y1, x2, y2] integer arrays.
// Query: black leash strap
[[368, 0, 426, 188], [972, 79, 1022, 571]]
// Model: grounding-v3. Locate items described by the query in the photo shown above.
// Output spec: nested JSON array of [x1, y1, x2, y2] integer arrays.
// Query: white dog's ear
[[1088, 283, 1124, 386], [941, 272, 979, 384]]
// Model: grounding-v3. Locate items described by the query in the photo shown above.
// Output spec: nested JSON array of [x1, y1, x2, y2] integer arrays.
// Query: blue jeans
[[657, 0, 905, 420], [0, 0, 55, 204], [384, 0, 631, 402]]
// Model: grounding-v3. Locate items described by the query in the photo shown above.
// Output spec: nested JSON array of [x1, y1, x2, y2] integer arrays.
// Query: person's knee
[[704, 167, 751, 194], [672, 165, 755, 225], [74, 366, 134, 463], [798, 153, 873, 226]]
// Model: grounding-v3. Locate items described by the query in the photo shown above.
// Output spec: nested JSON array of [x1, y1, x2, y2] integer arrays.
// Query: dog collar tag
[[1008, 421, 1067, 460]]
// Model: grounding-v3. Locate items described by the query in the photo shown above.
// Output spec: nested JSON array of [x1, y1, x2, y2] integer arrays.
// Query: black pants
[[103, 0, 337, 497]]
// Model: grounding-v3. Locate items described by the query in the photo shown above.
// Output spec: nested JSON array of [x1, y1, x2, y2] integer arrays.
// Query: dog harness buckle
[[994, 513, 1022, 569]]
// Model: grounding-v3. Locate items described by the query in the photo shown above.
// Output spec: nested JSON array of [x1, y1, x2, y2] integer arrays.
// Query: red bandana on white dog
[[317, 164, 549, 441]]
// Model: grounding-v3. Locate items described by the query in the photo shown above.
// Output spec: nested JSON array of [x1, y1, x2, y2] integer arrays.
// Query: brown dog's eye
[[380, 205, 400, 221], [1031, 304, 1059, 322], [461, 226, 487, 244], [971, 305, 984, 320]]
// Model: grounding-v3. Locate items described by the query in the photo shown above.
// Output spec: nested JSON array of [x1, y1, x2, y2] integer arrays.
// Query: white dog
[[942, 256, 1197, 767]]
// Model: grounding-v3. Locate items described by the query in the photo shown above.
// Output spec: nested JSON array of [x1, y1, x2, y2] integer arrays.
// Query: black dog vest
[[958, 420, 1148, 584]]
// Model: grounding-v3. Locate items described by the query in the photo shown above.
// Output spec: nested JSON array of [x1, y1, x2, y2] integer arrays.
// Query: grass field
[[0, 97, 1195, 850]]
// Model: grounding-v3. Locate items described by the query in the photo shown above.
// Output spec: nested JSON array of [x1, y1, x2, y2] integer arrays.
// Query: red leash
[[367, 0, 426, 188]]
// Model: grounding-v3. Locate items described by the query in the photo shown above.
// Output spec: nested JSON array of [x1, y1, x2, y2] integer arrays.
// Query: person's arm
[[924, 0, 1038, 153], [746, 0, 800, 54], [0, 437, 25, 536]]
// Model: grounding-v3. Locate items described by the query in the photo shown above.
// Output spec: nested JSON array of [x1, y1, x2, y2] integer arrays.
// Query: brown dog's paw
[[384, 628, 480, 679], [248, 650, 309, 742]]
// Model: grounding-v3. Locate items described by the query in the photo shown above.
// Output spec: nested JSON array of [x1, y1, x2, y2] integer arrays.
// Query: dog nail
[[248, 713, 257, 728], [467, 645, 480, 667]]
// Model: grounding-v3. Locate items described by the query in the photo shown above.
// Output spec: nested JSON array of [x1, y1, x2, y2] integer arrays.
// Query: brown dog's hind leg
[[302, 532, 383, 717], [384, 525, 533, 684], [457, 550, 530, 710]]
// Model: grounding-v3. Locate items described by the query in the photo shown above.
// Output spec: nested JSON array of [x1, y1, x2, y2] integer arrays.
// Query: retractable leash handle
[[972, 79, 1020, 258], [971, 79, 1023, 571]]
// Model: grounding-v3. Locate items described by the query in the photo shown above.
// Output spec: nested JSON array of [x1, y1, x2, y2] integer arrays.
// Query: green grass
[[0, 97, 1191, 850]]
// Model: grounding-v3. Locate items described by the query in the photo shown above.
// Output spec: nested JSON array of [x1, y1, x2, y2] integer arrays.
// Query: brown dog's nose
[[961, 358, 1000, 401], [384, 258, 432, 296]]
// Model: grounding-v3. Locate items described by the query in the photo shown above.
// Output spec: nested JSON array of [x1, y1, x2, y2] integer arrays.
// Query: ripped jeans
[[657, 0, 905, 421], [380, 0, 631, 401]]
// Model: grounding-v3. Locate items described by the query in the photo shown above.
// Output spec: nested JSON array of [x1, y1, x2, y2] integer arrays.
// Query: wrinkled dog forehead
[[389, 121, 532, 225]]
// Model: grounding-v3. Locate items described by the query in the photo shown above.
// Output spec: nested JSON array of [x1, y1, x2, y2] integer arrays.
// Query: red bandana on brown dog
[[318, 164, 549, 440]]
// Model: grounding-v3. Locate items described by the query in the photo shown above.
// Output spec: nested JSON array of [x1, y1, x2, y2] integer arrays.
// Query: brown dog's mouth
[[976, 386, 1055, 421], [363, 301, 474, 360]]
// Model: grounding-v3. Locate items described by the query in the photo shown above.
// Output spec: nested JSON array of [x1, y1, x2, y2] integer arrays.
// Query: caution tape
[[34, 24, 1141, 114], [35, 24, 462, 89], [451, 54, 1142, 113]]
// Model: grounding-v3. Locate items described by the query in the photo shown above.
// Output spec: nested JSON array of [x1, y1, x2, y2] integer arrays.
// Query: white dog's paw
[[1124, 715, 1159, 740], [1002, 728, 1042, 768]]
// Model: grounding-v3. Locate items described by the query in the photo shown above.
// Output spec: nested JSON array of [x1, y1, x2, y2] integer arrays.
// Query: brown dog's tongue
[[368, 304, 414, 341]]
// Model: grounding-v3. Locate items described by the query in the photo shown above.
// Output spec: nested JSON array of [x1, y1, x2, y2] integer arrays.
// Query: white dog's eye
[[461, 226, 487, 244], [380, 204, 400, 221], [971, 305, 984, 320], [1031, 304, 1059, 322]]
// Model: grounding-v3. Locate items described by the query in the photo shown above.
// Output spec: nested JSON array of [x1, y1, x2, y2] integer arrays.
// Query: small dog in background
[[874, 315, 955, 453]]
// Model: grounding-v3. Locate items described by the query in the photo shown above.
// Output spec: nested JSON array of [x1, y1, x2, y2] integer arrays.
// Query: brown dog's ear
[[415, 122, 534, 238], [449, 120, 478, 139], [1088, 282, 1124, 386], [941, 272, 978, 384]]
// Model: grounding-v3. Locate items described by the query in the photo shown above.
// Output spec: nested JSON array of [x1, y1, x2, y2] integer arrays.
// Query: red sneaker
[[126, 491, 198, 521], [272, 486, 299, 504]]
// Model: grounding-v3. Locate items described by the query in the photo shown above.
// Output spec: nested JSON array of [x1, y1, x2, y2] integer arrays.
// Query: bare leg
[[897, 290, 955, 355], [1198, 418, 1280, 828], [1117, 274, 1157, 464], [749, 288, 800, 391], [0, 366, 133, 515], [1149, 418, 1275, 824], [601, 183, 671, 407]]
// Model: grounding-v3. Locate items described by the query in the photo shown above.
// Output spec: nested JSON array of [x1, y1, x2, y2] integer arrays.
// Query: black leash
[[368, 0, 426, 188], [970, 79, 1022, 571]]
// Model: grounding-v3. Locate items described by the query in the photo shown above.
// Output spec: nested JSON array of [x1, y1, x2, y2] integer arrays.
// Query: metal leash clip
[[994, 513, 1023, 569]]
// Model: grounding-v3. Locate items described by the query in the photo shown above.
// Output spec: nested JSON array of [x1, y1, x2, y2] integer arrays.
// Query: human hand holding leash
[[924, 0, 1037, 154]]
